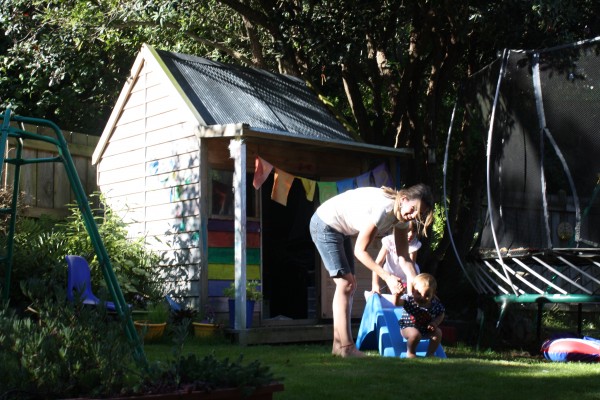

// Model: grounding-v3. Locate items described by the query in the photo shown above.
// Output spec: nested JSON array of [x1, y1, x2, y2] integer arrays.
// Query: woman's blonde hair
[[382, 183, 434, 237]]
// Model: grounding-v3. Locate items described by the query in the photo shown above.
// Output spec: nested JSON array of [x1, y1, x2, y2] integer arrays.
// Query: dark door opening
[[262, 175, 316, 320]]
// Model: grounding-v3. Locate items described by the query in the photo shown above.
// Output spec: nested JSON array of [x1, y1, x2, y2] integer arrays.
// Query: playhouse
[[92, 44, 413, 333]]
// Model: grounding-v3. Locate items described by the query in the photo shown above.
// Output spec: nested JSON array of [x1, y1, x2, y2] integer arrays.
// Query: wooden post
[[229, 139, 247, 329], [198, 137, 209, 315]]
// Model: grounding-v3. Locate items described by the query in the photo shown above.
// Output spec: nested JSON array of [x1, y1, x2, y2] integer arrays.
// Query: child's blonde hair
[[411, 273, 438, 292]]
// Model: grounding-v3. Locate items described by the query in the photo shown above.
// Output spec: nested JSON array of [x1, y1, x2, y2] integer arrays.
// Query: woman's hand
[[385, 274, 404, 295], [371, 283, 381, 294]]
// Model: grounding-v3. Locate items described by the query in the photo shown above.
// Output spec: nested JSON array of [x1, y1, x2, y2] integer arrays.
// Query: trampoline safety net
[[456, 37, 600, 298]]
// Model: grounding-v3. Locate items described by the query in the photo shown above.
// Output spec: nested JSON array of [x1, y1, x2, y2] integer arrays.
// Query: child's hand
[[427, 322, 438, 332]]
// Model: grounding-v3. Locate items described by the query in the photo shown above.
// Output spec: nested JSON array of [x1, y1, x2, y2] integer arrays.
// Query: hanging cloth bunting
[[253, 156, 274, 189], [271, 169, 295, 205], [317, 181, 338, 203], [299, 177, 317, 202], [372, 163, 393, 187], [356, 171, 373, 188], [253, 156, 394, 205], [336, 177, 356, 194]]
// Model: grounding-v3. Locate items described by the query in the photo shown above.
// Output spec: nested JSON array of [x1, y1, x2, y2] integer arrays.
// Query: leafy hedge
[[0, 289, 137, 398], [1, 192, 163, 309]]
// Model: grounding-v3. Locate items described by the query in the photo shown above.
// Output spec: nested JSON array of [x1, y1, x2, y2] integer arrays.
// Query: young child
[[371, 220, 422, 294], [393, 273, 445, 358]]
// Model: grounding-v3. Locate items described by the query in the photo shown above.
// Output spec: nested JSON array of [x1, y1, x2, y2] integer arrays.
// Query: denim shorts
[[309, 213, 355, 277]]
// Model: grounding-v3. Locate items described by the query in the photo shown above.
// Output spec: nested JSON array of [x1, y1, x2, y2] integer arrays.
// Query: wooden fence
[[1, 123, 99, 219]]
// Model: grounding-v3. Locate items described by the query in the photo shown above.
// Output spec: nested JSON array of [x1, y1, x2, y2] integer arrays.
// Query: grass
[[144, 334, 600, 400]]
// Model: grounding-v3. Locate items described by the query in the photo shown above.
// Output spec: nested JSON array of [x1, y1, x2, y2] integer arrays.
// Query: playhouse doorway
[[261, 175, 317, 322]]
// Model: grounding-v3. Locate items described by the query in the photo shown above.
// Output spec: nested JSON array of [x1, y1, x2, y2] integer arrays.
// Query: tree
[[0, 0, 137, 133], [1, 0, 599, 307]]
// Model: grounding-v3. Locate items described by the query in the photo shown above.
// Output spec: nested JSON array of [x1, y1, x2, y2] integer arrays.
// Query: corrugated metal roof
[[156, 49, 356, 142]]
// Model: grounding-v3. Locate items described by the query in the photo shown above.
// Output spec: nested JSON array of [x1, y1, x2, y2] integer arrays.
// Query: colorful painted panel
[[207, 219, 262, 316]]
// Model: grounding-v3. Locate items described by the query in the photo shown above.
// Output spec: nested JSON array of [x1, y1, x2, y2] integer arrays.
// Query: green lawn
[[144, 337, 600, 400]]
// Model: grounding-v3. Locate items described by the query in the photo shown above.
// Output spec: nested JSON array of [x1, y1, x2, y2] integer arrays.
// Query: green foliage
[[0, 286, 138, 398], [0, 289, 278, 398], [3, 0, 597, 138], [543, 306, 599, 335], [140, 322, 278, 395], [170, 307, 198, 326], [57, 193, 164, 302], [144, 301, 170, 324], [431, 202, 446, 252], [0, 187, 28, 235], [0, 0, 135, 133], [3, 192, 163, 308], [223, 280, 263, 302], [3, 0, 600, 308], [197, 303, 217, 324]]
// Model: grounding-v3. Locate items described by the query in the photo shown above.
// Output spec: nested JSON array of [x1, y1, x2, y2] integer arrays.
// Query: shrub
[[139, 323, 278, 396], [0, 287, 279, 399], [144, 301, 171, 324], [0, 283, 137, 398], [2, 192, 163, 308]]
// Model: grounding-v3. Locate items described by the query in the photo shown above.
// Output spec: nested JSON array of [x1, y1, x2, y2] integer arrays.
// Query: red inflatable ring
[[542, 336, 600, 362]]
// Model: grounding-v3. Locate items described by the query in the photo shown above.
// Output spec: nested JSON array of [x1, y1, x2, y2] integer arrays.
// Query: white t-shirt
[[315, 187, 398, 235], [381, 234, 421, 281]]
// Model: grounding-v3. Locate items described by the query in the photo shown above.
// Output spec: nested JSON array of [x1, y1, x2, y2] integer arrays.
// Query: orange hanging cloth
[[253, 156, 274, 189], [271, 169, 295, 205]]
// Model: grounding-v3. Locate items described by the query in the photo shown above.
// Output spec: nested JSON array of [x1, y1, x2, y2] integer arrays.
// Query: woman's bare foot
[[337, 343, 366, 358], [332, 344, 339, 355]]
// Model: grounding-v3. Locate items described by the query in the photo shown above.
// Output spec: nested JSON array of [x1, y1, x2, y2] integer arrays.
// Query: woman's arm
[[355, 223, 403, 294], [371, 246, 387, 293]]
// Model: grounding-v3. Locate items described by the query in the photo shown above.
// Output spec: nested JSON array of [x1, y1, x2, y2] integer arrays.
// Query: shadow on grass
[[143, 339, 600, 400]]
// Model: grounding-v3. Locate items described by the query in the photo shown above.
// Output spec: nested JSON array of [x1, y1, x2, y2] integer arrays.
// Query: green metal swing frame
[[0, 108, 146, 365]]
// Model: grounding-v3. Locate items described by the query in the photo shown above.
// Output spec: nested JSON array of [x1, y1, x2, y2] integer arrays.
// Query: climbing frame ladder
[[0, 108, 146, 364]]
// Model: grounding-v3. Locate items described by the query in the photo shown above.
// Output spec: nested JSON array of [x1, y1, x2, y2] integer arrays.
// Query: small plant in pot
[[169, 303, 198, 326], [134, 301, 170, 341], [223, 280, 262, 328], [223, 280, 263, 302], [192, 303, 221, 338]]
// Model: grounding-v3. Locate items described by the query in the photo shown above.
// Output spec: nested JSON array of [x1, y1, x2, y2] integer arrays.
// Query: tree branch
[[341, 62, 371, 142]]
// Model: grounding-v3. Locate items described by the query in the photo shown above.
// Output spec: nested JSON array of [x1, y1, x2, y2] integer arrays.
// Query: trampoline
[[444, 37, 600, 343]]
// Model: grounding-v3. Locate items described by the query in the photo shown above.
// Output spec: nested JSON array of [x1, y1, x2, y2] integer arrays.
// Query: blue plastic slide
[[356, 292, 446, 358]]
